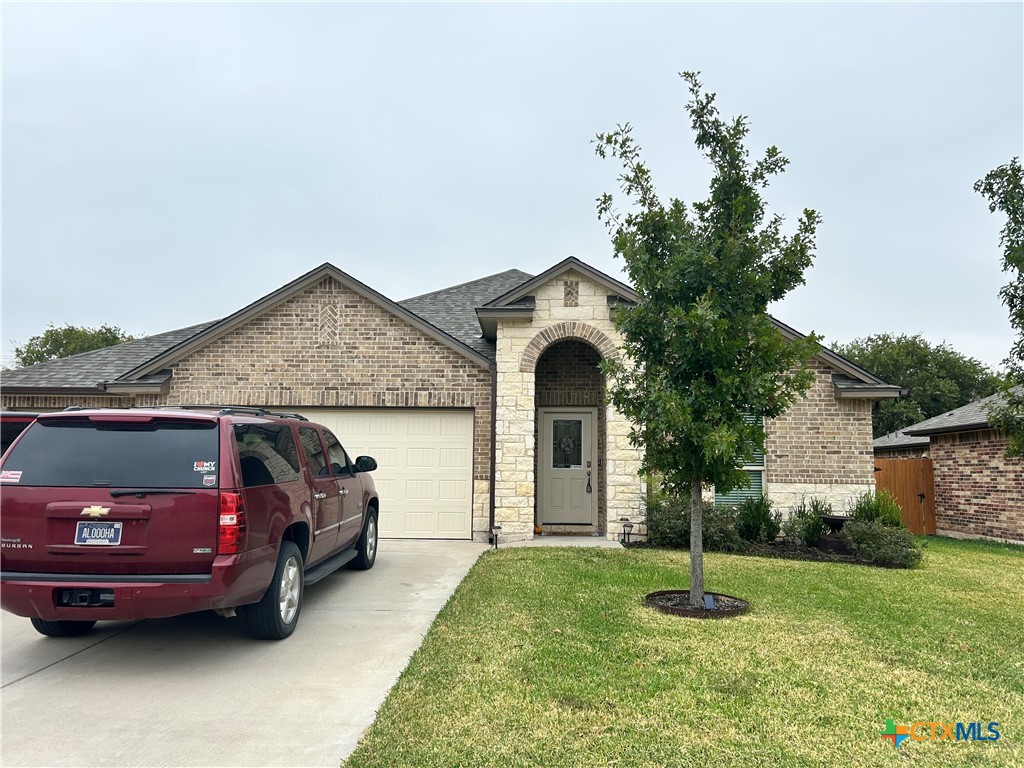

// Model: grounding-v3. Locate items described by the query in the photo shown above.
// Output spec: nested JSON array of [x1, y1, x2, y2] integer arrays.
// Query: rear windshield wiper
[[108, 489, 198, 498]]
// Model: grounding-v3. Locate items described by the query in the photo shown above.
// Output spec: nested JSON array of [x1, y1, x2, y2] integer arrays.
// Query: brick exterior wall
[[930, 429, 1023, 543], [535, 340, 607, 531], [763, 359, 876, 514], [4, 277, 495, 539]]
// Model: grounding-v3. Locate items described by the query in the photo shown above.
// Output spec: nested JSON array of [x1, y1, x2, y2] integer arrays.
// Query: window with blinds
[[714, 412, 766, 507]]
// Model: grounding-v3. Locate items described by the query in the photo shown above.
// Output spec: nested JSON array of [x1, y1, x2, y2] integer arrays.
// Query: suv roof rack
[[132, 405, 309, 421]]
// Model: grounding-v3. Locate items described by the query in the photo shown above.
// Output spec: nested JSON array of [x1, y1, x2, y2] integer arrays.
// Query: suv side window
[[233, 423, 301, 487], [298, 426, 328, 477], [322, 429, 352, 476]]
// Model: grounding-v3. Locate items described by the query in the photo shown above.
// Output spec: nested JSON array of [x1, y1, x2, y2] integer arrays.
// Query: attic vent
[[564, 280, 579, 307]]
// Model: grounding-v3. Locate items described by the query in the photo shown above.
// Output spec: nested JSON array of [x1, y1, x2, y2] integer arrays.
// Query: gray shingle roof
[[399, 269, 533, 358], [1, 321, 219, 391], [903, 388, 1019, 436], [873, 429, 930, 451]]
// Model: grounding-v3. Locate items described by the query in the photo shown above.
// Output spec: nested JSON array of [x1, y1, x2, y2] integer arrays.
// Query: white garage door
[[291, 408, 474, 540]]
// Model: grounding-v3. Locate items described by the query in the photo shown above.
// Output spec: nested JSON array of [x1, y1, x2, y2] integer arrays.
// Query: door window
[[552, 419, 583, 469]]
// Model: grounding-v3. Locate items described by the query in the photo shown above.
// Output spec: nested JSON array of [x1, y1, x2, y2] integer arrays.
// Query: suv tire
[[349, 507, 378, 571], [244, 541, 304, 640], [30, 618, 96, 637]]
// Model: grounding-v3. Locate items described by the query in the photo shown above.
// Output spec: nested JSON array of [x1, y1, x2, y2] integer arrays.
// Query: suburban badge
[[80, 506, 111, 519]]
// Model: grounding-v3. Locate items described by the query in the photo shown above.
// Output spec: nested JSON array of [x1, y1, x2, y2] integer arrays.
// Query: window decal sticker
[[193, 461, 216, 473], [0, 470, 23, 483]]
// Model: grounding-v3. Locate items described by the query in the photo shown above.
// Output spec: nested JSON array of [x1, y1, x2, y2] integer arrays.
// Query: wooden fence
[[874, 458, 936, 535]]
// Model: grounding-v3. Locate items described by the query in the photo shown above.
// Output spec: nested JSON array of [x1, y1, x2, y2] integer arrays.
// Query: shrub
[[848, 490, 904, 527], [644, 488, 744, 552], [782, 497, 829, 548], [841, 519, 923, 568], [734, 494, 782, 543]]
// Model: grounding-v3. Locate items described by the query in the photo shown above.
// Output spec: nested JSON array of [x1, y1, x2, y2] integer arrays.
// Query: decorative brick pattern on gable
[[930, 429, 1023, 542]]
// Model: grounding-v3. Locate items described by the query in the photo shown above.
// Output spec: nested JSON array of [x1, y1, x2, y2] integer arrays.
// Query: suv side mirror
[[354, 455, 377, 473]]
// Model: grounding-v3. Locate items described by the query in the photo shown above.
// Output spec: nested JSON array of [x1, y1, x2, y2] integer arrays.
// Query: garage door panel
[[291, 408, 473, 540]]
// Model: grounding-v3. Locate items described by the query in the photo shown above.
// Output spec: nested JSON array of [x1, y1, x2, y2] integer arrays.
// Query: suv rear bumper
[[0, 546, 277, 621]]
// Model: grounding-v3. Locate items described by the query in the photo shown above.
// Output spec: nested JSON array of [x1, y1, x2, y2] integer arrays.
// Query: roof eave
[[833, 383, 906, 400], [476, 307, 535, 341], [904, 421, 992, 437], [482, 256, 638, 308]]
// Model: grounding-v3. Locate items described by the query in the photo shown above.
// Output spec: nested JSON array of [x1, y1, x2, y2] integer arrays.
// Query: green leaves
[[595, 72, 820, 498], [13, 323, 136, 368], [975, 157, 1024, 457]]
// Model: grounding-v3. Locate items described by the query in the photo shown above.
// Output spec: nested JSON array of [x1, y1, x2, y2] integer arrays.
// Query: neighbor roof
[[904, 389, 1016, 437], [873, 429, 930, 451]]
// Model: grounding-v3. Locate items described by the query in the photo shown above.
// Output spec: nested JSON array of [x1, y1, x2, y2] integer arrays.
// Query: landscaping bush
[[644, 488, 744, 552], [734, 494, 781, 543], [848, 490, 904, 527], [841, 519, 923, 568], [782, 496, 830, 548]]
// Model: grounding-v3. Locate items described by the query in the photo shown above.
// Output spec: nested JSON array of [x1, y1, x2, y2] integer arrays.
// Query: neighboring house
[[1, 258, 901, 542], [902, 391, 1023, 544]]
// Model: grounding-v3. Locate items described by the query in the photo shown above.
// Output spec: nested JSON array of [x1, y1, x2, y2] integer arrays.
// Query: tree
[[13, 324, 136, 368], [832, 334, 999, 438], [596, 72, 820, 607], [975, 157, 1024, 456]]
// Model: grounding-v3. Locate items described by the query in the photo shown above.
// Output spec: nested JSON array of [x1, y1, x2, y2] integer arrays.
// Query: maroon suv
[[0, 407, 379, 640]]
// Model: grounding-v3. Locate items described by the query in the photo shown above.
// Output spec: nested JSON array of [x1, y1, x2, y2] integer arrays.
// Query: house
[[1, 257, 902, 542], [902, 391, 1023, 543]]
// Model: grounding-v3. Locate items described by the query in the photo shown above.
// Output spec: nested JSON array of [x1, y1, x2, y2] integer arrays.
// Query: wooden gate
[[874, 458, 936, 535]]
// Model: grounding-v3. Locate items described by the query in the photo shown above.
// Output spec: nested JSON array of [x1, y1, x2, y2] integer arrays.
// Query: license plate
[[75, 521, 123, 546]]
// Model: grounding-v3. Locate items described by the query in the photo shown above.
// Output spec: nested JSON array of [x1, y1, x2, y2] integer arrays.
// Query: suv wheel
[[349, 507, 378, 571], [30, 618, 96, 637], [244, 541, 304, 640]]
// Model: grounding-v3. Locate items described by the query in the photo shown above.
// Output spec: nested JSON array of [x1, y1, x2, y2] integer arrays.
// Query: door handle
[[586, 470, 592, 494], [340, 488, 349, 496], [313, 492, 327, 500]]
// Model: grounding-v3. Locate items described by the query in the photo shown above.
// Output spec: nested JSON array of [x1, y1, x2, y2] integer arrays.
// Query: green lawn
[[344, 538, 1023, 768]]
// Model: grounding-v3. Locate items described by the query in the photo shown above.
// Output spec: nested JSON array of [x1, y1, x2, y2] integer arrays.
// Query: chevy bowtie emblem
[[81, 506, 111, 519]]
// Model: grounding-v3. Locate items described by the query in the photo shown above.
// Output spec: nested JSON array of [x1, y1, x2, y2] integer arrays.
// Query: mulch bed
[[645, 589, 749, 619], [625, 539, 901, 567]]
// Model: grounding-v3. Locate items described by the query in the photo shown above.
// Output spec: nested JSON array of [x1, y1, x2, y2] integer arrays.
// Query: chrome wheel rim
[[366, 516, 377, 562], [278, 556, 301, 625]]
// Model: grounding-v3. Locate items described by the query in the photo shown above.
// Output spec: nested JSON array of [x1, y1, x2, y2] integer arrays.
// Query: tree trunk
[[689, 476, 704, 607]]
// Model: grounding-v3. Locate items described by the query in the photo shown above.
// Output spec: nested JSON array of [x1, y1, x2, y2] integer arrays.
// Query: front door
[[538, 409, 597, 526]]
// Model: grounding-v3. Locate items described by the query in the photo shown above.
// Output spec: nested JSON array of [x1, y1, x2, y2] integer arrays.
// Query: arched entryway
[[534, 339, 607, 535]]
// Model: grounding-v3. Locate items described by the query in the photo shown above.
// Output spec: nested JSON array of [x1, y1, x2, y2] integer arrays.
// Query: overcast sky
[[2, 2, 1021, 372]]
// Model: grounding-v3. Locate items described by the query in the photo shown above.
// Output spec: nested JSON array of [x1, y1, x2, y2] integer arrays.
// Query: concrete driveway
[[1, 539, 484, 767]]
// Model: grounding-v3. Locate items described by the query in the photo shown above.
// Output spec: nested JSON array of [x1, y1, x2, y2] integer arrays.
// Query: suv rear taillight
[[218, 492, 247, 555]]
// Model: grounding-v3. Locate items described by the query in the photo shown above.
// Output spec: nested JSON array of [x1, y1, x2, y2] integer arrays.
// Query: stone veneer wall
[[930, 429, 1023, 543], [535, 340, 606, 532], [764, 359, 876, 515], [493, 270, 643, 541]]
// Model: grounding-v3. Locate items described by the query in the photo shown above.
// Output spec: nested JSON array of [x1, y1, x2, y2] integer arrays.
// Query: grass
[[344, 537, 1023, 768]]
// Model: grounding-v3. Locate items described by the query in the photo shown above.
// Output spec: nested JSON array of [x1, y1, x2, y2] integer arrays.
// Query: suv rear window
[[1, 417, 219, 489]]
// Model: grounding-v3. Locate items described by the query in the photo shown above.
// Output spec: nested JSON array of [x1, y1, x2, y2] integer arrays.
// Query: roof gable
[[124, 263, 495, 380], [482, 256, 637, 308]]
